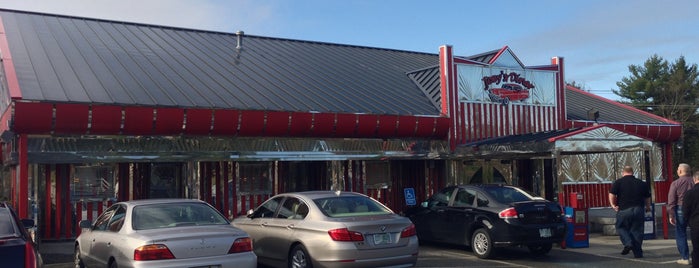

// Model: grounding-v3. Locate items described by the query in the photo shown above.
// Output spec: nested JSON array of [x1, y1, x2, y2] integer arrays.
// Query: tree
[[614, 55, 699, 163]]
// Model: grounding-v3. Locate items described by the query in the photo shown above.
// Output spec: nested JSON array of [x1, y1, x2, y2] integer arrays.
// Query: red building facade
[[0, 9, 681, 241]]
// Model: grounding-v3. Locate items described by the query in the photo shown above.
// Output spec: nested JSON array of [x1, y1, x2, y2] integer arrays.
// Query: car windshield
[[314, 196, 392, 217], [484, 186, 535, 204], [132, 202, 228, 230]]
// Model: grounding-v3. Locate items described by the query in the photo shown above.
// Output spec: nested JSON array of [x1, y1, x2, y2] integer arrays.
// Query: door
[[442, 188, 477, 244]]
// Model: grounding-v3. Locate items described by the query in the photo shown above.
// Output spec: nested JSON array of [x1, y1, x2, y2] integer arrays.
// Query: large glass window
[[238, 162, 271, 194], [71, 165, 116, 201]]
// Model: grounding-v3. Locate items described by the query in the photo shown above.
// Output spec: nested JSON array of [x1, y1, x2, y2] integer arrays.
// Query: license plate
[[539, 228, 552, 238], [373, 233, 392, 245]]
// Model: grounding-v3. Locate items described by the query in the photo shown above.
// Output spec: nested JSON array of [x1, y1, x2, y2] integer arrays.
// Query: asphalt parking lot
[[41, 233, 690, 268]]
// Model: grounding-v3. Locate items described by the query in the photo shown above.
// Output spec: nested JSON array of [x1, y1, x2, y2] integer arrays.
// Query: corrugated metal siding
[[0, 9, 440, 116]]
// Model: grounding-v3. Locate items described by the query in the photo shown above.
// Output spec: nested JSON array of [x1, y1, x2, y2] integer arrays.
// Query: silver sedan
[[232, 191, 418, 268], [75, 199, 257, 268]]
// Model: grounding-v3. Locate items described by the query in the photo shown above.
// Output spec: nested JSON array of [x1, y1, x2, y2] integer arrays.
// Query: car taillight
[[229, 237, 253, 253], [498, 207, 518, 219], [328, 228, 364, 241], [134, 244, 175, 261], [400, 224, 416, 238], [25, 243, 37, 268]]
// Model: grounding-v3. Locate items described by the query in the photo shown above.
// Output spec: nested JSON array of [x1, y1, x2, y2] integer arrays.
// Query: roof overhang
[[455, 124, 653, 159]]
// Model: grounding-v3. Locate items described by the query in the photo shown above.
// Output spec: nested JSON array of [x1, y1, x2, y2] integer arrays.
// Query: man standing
[[609, 166, 652, 258], [669, 163, 693, 265], [681, 171, 699, 268]]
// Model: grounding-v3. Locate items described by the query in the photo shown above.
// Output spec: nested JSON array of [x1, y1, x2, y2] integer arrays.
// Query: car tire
[[471, 228, 494, 259], [527, 243, 553, 256], [109, 260, 118, 268], [74, 245, 85, 268], [289, 244, 312, 268]]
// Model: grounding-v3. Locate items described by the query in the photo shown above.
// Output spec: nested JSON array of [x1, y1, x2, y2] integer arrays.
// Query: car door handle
[[260, 222, 268, 227], [286, 224, 295, 229]]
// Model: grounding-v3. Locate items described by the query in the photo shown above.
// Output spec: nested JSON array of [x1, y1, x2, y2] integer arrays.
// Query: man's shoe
[[621, 246, 631, 255], [677, 259, 691, 265]]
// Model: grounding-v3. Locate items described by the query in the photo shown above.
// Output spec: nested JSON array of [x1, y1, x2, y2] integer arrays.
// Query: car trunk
[[512, 201, 562, 224], [336, 214, 413, 250], [140, 225, 244, 259]]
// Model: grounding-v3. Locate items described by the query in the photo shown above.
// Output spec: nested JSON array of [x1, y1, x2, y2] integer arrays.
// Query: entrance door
[[149, 163, 183, 198]]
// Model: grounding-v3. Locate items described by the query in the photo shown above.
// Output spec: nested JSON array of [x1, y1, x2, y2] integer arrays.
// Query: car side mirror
[[79, 220, 92, 229], [420, 201, 428, 208], [246, 209, 255, 218]]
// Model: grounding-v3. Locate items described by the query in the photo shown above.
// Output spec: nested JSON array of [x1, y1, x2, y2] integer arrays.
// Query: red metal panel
[[211, 110, 239, 135], [356, 114, 378, 137], [184, 109, 212, 135], [154, 108, 184, 135], [434, 117, 450, 138], [75, 201, 83, 236], [396, 115, 417, 137], [265, 111, 290, 136], [13, 102, 52, 133], [90, 105, 122, 134], [54, 164, 64, 239], [377, 115, 398, 137], [289, 112, 313, 136], [239, 110, 265, 136], [312, 113, 335, 136], [43, 165, 52, 240], [415, 117, 435, 137], [335, 114, 356, 137], [54, 103, 89, 134], [123, 107, 154, 135]]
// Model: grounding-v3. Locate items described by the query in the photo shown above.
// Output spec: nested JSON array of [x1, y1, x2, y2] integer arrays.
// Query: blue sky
[[1, 0, 697, 100]]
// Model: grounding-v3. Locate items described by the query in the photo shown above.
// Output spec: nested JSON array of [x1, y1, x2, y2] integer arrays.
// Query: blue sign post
[[404, 188, 416, 206]]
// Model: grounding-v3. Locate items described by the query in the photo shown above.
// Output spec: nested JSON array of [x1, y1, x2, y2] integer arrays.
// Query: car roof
[[276, 191, 368, 199], [116, 198, 209, 206]]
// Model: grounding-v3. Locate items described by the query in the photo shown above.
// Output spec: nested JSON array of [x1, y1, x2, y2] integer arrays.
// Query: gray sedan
[[232, 191, 418, 268], [75, 199, 257, 268]]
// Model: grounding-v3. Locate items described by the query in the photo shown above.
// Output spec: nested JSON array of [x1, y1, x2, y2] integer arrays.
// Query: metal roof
[[0, 9, 441, 116], [565, 86, 679, 125]]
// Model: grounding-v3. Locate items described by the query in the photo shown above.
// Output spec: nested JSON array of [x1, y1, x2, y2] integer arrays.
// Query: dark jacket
[[683, 184, 699, 228]]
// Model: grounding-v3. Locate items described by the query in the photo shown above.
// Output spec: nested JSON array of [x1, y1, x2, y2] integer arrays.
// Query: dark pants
[[616, 206, 644, 257], [691, 225, 699, 267]]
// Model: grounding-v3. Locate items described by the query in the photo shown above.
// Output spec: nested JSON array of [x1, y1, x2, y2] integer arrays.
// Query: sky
[[0, 0, 697, 101]]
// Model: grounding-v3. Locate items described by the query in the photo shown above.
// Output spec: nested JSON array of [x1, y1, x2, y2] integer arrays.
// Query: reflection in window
[[238, 163, 271, 194], [72, 165, 116, 201]]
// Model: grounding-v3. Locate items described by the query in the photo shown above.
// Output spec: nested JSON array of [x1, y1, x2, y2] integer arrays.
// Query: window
[[314, 196, 392, 217], [107, 205, 126, 232], [238, 163, 272, 194], [429, 187, 455, 207], [454, 189, 476, 207], [71, 165, 116, 200], [251, 196, 283, 218], [93, 206, 117, 231], [278, 198, 309, 220]]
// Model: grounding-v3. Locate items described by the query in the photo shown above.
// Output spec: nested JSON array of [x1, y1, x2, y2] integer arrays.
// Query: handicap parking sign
[[404, 188, 416, 206]]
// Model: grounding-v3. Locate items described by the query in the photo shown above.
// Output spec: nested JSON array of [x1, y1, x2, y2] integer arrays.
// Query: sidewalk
[[565, 233, 686, 264]]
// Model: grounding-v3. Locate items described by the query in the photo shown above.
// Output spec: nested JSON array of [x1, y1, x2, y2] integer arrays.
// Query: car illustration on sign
[[489, 83, 529, 102]]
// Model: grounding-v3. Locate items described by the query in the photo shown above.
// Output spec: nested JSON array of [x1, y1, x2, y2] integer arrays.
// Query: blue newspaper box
[[564, 192, 589, 248], [643, 204, 655, 240]]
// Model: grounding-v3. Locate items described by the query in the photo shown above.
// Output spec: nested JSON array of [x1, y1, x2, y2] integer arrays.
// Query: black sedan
[[0, 201, 43, 268], [404, 184, 566, 259]]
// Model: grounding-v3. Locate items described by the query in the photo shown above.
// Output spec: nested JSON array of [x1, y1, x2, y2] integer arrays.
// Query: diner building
[[0, 9, 681, 241]]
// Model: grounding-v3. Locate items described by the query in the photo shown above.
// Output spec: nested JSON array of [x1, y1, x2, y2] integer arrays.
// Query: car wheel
[[289, 244, 312, 268], [528, 243, 552, 256], [471, 228, 494, 259], [74, 245, 85, 268], [109, 259, 118, 268]]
